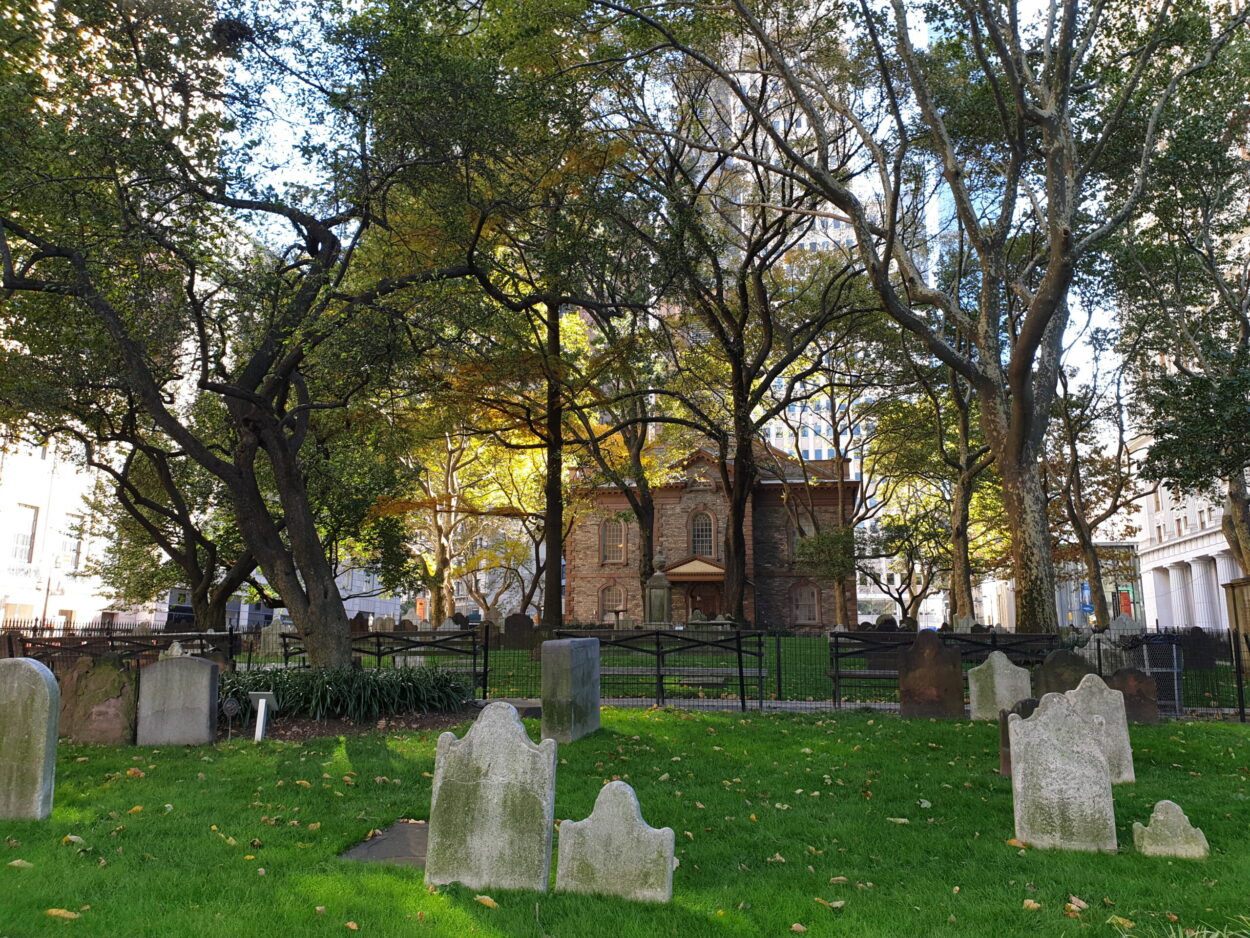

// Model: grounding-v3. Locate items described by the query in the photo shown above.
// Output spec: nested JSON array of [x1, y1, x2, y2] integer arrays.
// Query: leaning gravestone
[[0, 658, 59, 819], [541, 638, 600, 744], [1132, 800, 1209, 859], [424, 701, 557, 892], [136, 656, 219, 746], [998, 697, 1040, 777], [898, 631, 964, 719], [1008, 693, 1117, 852], [968, 651, 1032, 721], [1065, 673, 1135, 784], [1106, 668, 1160, 724], [1031, 649, 1096, 698], [555, 780, 674, 902], [59, 655, 137, 745]]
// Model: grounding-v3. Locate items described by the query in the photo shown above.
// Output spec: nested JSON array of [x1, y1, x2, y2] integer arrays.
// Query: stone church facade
[[564, 449, 858, 630]]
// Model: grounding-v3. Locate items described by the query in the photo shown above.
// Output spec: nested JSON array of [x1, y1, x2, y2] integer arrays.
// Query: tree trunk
[[189, 592, 228, 633], [998, 459, 1059, 633], [1224, 475, 1250, 574], [542, 303, 564, 629], [832, 578, 851, 627], [635, 499, 656, 602], [948, 472, 976, 620]]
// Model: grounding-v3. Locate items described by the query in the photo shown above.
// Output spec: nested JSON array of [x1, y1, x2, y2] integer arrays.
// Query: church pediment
[[664, 556, 726, 581]]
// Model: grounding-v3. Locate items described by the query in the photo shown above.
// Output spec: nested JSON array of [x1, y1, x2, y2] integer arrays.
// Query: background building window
[[691, 512, 713, 556], [792, 585, 819, 624], [600, 520, 625, 563], [599, 584, 625, 622]]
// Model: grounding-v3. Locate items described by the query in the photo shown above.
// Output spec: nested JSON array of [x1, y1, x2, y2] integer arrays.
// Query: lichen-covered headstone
[[898, 630, 964, 719], [59, 655, 137, 745], [998, 697, 1040, 777], [1065, 673, 1135, 784], [425, 701, 557, 892], [1106, 668, 1160, 724], [136, 656, 219, 745], [1132, 800, 1209, 859], [555, 780, 674, 902], [969, 651, 1032, 721], [1008, 693, 1116, 852], [0, 658, 59, 819], [1031, 649, 1096, 698], [541, 638, 600, 744]]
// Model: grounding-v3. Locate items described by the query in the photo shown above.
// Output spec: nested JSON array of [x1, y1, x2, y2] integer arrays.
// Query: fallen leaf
[[1106, 915, 1136, 929], [315, 906, 326, 914], [886, 817, 909, 824], [1005, 838, 1027, 848], [295, 780, 312, 788], [127, 805, 143, 814], [257, 868, 266, 875], [830, 876, 848, 884], [7, 859, 33, 869], [125, 767, 145, 777], [1022, 900, 1042, 911], [474, 895, 498, 909], [345, 923, 358, 931], [813, 898, 846, 910], [45, 909, 80, 919], [1067, 895, 1089, 912], [307, 823, 321, 832], [791, 925, 807, 933]]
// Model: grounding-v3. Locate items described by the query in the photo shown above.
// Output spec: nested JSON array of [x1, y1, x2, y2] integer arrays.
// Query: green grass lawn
[[6, 709, 1249, 938]]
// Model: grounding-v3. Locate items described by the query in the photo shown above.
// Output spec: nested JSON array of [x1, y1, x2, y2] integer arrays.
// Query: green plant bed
[[3, 711, 1249, 937], [219, 667, 467, 722]]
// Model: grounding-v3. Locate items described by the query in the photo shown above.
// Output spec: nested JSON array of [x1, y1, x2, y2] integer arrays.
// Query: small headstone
[[502, 613, 537, 651], [424, 701, 557, 892], [968, 651, 1031, 721], [59, 655, 137, 745], [555, 780, 674, 902], [998, 697, 1040, 777], [439, 617, 458, 632], [349, 611, 371, 634], [1008, 693, 1116, 852], [158, 641, 187, 659], [1107, 613, 1143, 639], [1031, 649, 1096, 698], [451, 612, 470, 628], [1132, 800, 1209, 859], [875, 614, 898, 631], [136, 657, 219, 745], [898, 631, 964, 719], [0, 658, 59, 819], [1106, 668, 1160, 724], [256, 623, 289, 658], [373, 615, 395, 632], [541, 638, 600, 744], [1065, 673, 1135, 784], [952, 614, 976, 634], [341, 819, 428, 868], [398, 618, 416, 630]]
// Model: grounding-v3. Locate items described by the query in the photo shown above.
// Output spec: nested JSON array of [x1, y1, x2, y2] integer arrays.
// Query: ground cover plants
[[2, 709, 1248, 938]]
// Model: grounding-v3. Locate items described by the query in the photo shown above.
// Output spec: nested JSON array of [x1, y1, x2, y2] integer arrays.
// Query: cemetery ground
[[3, 711, 1249, 938]]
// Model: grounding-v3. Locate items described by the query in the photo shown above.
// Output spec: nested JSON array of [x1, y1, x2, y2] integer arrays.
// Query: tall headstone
[[0, 658, 59, 820], [59, 655, 137, 745], [645, 568, 672, 626], [968, 651, 1032, 721], [502, 614, 537, 651], [1132, 800, 1209, 859], [555, 781, 674, 902], [998, 697, 1040, 777], [1065, 673, 1135, 784], [424, 702, 557, 892], [1106, 668, 1160, 724], [898, 631, 964, 719], [136, 656, 219, 746], [1008, 693, 1117, 852], [1031, 649, 1096, 698], [541, 638, 600, 744]]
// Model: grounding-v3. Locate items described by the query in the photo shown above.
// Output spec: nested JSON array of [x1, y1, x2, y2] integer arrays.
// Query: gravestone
[[137, 656, 220, 745], [158, 641, 188, 659], [952, 615, 976, 634], [256, 622, 290, 659], [541, 638, 600, 744], [502, 613, 537, 651], [1106, 668, 1160, 724], [899, 616, 919, 632], [373, 615, 395, 632], [998, 697, 1040, 777], [439, 617, 457, 631], [59, 655, 137, 745], [968, 651, 1032, 721], [349, 612, 371, 634], [1065, 673, 1135, 784], [1132, 800, 1209, 859], [451, 612, 470, 628], [0, 658, 59, 819], [1008, 693, 1117, 852], [898, 630, 964, 719], [645, 568, 672, 626], [874, 615, 898, 631], [1031, 649, 1096, 698], [424, 701, 557, 892], [1108, 613, 1143, 639], [555, 780, 674, 902]]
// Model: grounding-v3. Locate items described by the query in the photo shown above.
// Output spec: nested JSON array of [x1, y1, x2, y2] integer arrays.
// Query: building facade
[[564, 448, 858, 629]]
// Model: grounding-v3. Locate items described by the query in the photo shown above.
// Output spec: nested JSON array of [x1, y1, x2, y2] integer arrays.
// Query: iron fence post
[[655, 630, 664, 706], [1096, 637, 1103, 676], [774, 633, 783, 702], [481, 624, 489, 701], [737, 631, 747, 712], [1232, 628, 1246, 723]]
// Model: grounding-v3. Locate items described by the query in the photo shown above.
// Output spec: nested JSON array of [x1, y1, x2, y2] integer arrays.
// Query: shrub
[[219, 667, 468, 722]]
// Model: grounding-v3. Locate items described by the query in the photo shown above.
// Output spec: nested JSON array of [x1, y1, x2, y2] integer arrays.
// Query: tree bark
[[1224, 476, 1250, 575], [949, 471, 975, 621], [998, 458, 1059, 633], [542, 303, 564, 629]]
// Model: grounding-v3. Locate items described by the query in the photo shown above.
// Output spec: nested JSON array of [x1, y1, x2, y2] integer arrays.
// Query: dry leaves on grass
[[474, 895, 499, 909], [45, 909, 79, 919], [813, 898, 846, 910], [7, 859, 32, 868], [1022, 900, 1042, 911]]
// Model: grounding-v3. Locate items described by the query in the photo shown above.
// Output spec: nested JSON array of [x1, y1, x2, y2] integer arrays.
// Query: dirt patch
[[218, 706, 475, 743]]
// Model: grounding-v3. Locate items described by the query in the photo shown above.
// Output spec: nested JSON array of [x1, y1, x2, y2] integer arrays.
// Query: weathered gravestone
[[898, 631, 964, 719], [968, 651, 1032, 721], [137, 657, 219, 746], [541, 638, 600, 744], [998, 697, 1040, 777], [555, 780, 674, 902], [952, 614, 976, 634], [424, 701, 557, 892], [875, 615, 898, 631], [439, 617, 457, 631], [1106, 668, 1160, 724], [1065, 673, 1135, 784], [1132, 800, 1209, 859], [59, 655, 137, 745], [1108, 613, 1143, 639], [349, 612, 371, 634], [1008, 693, 1117, 852], [502, 613, 537, 651], [0, 658, 59, 819], [1031, 649, 1096, 698]]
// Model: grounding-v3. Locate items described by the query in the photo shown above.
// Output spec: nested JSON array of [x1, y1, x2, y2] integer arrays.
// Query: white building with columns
[[1133, 458, 1243, 631]]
